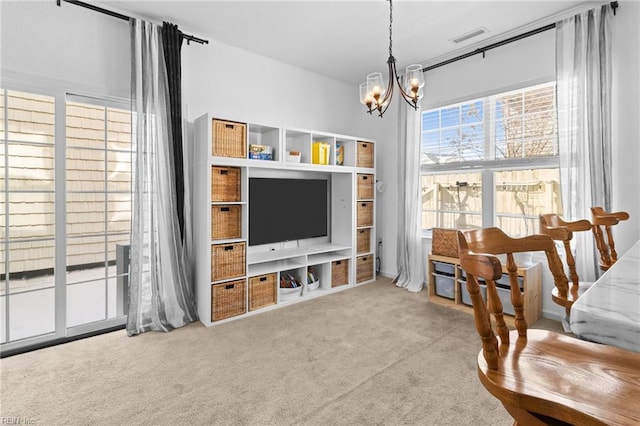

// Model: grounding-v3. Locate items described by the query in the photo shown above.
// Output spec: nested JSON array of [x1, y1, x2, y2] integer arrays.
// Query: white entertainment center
[[192, 113, 377, 326]]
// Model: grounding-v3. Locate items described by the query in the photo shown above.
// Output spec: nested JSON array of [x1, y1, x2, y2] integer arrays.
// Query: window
[[421, 82, 562, 236]]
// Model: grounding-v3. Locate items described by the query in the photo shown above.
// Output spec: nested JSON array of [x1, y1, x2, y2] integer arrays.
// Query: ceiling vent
[[450, 27, 489, 44]]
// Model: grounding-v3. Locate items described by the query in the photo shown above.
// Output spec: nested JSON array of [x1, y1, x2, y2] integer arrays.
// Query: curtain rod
[[422, 1, 618, 73], [56, 0, 209, 45]]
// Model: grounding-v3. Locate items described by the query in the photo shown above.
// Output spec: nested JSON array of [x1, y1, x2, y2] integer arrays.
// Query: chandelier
[[359, 0, 425, 117]]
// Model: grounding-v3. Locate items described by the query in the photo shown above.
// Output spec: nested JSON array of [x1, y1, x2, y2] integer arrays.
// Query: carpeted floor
[[0, 277, 564, 425]]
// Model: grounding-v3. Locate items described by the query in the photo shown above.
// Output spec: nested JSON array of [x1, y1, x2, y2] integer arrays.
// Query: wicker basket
[[331, 259, 349, 287], [211, 242, 246, 282], [356, 228, 370, 254], [211, 166, 240, 202], [356, 201, 373, 227], [249, 273, 277, 311], [357, 174, 375, 199], [212, 119, 247, 158], [211, 205, 241, 240], [211, 279, 246, 321], [356, 255, 373, 283], [356, 142, 374, 168], [432, 228, 459, 258]]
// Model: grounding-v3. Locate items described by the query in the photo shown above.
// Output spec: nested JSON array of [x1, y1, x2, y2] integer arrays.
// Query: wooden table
[[570, 240, 640, 352]]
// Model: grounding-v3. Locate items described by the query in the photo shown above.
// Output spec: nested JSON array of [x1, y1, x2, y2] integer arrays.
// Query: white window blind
[[421, 82, 557, 167]]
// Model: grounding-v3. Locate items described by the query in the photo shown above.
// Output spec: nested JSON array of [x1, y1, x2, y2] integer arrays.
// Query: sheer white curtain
[[395, 103, 424, 293], [556, 4, 613, 282], [127, 19, 197, 336]]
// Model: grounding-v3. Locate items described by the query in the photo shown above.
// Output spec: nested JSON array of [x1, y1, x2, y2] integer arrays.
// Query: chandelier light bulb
[[405, 64, 425, 101], [359, 82, 374, 109], [367, 72, 385, 101]]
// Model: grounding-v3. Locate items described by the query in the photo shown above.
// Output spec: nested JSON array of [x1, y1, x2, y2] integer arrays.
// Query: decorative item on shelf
[[336, 143, 344, 166], [212, 119, 247, 158], [211, 279, 246, 321], [286, 150, 301, 163], [356, 142, 374, 168], [331, 259, 349, 287], [359, 0, 425, 118], [312, 141, 330, 165], [431, 228, 459, 258], [280, 273, 304, 300], [280, 273, 302, 288], [306, 268, 320, 291], [248, 144, 273, 160]]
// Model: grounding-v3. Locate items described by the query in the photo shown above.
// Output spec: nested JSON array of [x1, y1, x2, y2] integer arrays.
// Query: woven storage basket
[[356, 142, 374, 168], [357, 174, 375, 199], [356, 228, 370, 254], [211, 242, 246, 282], [212, 119, 247, 158], [211, 166, 240, 202], [211, 279, 246, 321], [431, 228, 459, 258], [356, 255, 373, 283], [356, 201, 373, 227], [331, 259, 349, 287], [249, 273, 277, 311], [211, 205, 241, 240]]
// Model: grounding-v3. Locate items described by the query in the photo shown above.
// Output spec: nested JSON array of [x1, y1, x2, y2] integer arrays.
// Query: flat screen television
[[249, 177, 328, 246]]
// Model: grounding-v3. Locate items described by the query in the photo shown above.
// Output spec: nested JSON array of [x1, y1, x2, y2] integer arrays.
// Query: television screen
[[249, 178, 328, 246]]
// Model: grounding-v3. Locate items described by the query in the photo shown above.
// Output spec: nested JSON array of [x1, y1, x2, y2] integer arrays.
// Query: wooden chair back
[[591, 206, 629, 271], [456, 228, 568, 357], [539, 213, 592, 312], [456, 228, 640, 426]]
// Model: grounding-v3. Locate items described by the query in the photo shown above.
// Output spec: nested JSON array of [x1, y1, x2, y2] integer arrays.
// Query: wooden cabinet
[[428, 254, 542, 325], [193, 113, 376, 326]]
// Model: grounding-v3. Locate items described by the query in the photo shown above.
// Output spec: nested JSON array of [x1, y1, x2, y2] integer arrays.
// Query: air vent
[[450, 27, 489, 44]]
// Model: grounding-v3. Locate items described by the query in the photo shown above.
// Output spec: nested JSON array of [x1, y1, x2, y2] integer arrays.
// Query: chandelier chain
[[388, 0, 393, 57]]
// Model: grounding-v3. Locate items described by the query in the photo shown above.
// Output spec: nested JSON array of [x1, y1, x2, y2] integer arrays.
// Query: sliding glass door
[[0, 89, 56, 344], [0, 88, 132, 351], [65, 96, 132, 333]]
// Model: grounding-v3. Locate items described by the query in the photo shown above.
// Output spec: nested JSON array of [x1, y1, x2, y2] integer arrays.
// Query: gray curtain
[[395, 101, 424, 293], [556, 4, 613, 282], [127, 19, 197, 336]]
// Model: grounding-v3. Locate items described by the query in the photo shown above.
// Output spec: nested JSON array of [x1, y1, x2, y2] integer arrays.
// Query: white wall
[[183, 41, 364, 134], [423, 31, 556, 109], [0, 1, 130, 98]]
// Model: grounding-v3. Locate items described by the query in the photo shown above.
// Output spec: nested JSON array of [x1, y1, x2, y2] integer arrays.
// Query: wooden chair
[[456, 228, 640, 426], [591, 206, 630, 271], [539, 213, 592, 316]]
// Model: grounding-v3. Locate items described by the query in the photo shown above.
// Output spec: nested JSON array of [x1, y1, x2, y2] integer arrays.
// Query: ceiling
[[100, 0, 590, 84]]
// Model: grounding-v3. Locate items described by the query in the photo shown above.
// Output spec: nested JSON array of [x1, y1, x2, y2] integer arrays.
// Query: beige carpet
[[1, 277, 563, 425]]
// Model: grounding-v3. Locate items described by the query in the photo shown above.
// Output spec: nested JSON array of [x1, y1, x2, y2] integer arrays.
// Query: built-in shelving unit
[[192, 113, 376, 326]]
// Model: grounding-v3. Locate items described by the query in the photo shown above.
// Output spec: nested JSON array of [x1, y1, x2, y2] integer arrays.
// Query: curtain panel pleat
[[161, 22, 185, 239], [395, 101, 424, 293], [556, 4, 613, 283], [127, 19, 197, 336]]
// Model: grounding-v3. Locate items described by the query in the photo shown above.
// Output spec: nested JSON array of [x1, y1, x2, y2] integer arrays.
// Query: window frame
[[420, 81, 560, 234]]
